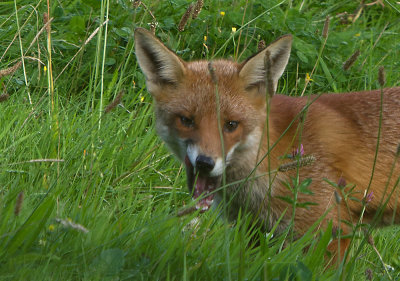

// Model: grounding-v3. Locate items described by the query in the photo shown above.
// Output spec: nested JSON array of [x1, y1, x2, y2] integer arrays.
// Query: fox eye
[[179, 115, 194, 128], [224, 121, 239, 132]]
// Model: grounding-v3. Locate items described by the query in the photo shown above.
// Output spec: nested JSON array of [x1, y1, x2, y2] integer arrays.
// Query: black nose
[[195, 155, 215, 173]]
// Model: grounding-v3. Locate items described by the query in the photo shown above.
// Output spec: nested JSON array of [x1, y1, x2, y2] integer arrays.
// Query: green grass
[[1, 0, 400, 280]]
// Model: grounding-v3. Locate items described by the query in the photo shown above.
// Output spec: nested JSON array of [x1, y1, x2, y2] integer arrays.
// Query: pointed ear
[[239, 35, 292, 95], [134, 28, 186, 93]]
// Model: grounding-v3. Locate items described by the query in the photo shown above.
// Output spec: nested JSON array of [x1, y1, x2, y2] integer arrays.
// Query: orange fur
[[134, 28, 400, 261]]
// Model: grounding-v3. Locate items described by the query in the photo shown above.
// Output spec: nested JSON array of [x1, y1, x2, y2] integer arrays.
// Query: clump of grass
[[0, 0, 399, 280]]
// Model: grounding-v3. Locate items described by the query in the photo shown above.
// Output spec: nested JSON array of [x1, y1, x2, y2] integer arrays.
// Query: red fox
[[134, 27, 400, 260]]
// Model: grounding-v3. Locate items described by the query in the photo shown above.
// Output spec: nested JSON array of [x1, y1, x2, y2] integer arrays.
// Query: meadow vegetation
[[0, 0, 399, 280]]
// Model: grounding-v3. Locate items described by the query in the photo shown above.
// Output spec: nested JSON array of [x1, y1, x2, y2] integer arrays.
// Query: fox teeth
[[195, 203, 210, 211]]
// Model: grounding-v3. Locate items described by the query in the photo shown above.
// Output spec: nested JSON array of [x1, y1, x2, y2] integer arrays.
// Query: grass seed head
[[257, 39, 266, 52], [367, 234, 375, 246], [0, 93, 10, 103], [150, 21, 157, 34], [264, 50, 275, 98], [343, 50, 360, 71], [322, 16, 330, 38], [0, 61, 22, 78], [14, 191, 24, 216], [192, 0, 204, 19], [365, 191, 374, 203], [178, 4, 193, 32], [378, 66, 385, 87], [132, 0, 141, 8], [43, 13, 51, 32], [278, 155, 316, 172], [331, 226, 338, 238], [365, 268, 373, 280], [105, 91, 124, 114], [207, 61, 218, 84], [337, 177, 346, 188]]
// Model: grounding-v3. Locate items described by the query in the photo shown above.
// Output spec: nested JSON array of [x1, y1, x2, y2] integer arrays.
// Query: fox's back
[[268, 88, 400, 227]]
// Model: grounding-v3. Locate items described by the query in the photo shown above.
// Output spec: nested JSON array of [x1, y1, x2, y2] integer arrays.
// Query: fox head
[[135, 28, 292, 210]]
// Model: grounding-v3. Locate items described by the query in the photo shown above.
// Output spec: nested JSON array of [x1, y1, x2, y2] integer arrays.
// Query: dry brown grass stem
[[55, 19, 109, 81], [3, 159, 64, 168], [0, 1, 43, 62], [26, 17, 53, 53], [23, 56, 45, 65], [139, 1, 157, 22], [0, 61, 22, 78], [365, 0, 384, 7], [361, 22, 389, 67], [56, 218, 89, 233], [25, 158, 64, 163], [352, 2, 365, 23], [300, 18, 330, 96], [235, 0, 249, 60]]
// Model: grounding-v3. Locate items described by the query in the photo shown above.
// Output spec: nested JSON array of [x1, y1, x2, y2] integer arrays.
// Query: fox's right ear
[[134, 28, 186, 92], [239, 35, 292, 96]]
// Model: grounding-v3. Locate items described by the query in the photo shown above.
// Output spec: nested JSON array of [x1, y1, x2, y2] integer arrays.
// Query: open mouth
[[185, 156, 220, 211]]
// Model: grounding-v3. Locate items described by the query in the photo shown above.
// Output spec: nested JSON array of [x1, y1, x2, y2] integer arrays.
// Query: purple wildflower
[[292, 144, 304, 158], [366, 191, 374, 203], [337, 177, 346, 188]]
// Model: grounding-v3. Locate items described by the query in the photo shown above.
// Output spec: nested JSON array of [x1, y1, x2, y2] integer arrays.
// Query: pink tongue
[[193, 175, 215, 211], [193, 177, 207, 198], [184, 156, 215, 211]]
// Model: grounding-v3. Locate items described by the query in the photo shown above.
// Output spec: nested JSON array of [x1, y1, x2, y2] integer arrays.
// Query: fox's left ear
[[239, 35, 292, 96]]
